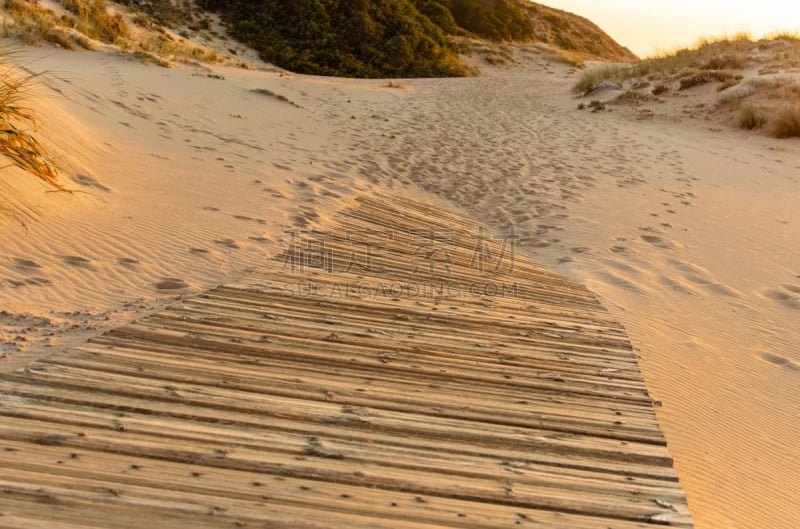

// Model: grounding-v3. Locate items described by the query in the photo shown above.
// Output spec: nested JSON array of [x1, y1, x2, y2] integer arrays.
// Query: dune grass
[[2, 0, 223, 66], [739, 103, 768, 130], [2, 0, 127, 48], [575, 32, 800, 138], [2, 0, 76, 48], [0, 46, 62, 189], [60, 0, 129, 44], [575, 32, 760, 94], [773, 105, 800, 138]]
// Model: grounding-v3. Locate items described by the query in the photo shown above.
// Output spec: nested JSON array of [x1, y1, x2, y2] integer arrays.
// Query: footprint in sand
[[232, 215, 267, 225], [640, 234, 664, 245], [214, 239, 242, 249], [61, 256, 94, 270], [782, 284, 800, 295], [117, 257, 140, 267], [12, 258, 42, 269], [758, 352, 800, 373], [0, 277, 53, 288], [154, 278, 188, 291], [4, 277, 52, 287], [71, 174, 111, 192], [759, 287, 800, 310], [263, 188, 288, 199]]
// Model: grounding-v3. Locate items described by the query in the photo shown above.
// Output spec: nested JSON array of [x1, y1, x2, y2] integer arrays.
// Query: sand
[[1, 43, 798, 528]]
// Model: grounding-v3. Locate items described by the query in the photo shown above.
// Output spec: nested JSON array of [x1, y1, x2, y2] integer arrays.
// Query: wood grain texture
[[0, 195, 693, 528]]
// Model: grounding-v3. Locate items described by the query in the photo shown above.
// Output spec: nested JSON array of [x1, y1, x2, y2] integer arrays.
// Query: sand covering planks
[[0, 194, 693, 528]]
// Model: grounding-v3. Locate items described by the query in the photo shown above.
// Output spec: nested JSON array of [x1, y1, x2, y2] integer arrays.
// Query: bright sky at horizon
[[535, 1, 800, 57]]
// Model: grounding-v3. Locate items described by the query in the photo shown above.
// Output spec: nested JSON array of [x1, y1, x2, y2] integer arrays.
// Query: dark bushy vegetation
[[198, 0, 471, 78], [115, 0, 192, 27], [417, 0, 534, 41]]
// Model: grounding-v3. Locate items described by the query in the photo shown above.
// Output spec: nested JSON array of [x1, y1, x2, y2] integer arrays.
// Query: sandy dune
[[1, 44, 799, 528]]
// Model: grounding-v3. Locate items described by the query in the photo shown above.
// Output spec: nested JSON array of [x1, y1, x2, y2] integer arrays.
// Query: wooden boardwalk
[[0, 195, 693, 528]]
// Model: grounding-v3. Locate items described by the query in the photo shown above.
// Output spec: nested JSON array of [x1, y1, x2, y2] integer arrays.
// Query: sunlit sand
[[1, 39, 798, 529]]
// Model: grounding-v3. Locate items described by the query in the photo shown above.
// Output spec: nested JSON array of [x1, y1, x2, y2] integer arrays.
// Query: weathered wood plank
[[0, 194, 693, 528]]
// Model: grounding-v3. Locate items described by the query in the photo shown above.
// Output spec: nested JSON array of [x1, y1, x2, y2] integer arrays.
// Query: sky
[[536, 1, 800, 57]]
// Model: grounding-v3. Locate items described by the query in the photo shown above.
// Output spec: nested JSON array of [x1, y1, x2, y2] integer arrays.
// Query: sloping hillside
[[0, 0, 635, 77], [523, 2, 636, 62], [197, 0, 635, 77]]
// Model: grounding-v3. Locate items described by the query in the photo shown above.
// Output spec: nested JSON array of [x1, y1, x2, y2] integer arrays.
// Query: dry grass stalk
[[739, 103, 768, 129], [0, 46, 62, 189]]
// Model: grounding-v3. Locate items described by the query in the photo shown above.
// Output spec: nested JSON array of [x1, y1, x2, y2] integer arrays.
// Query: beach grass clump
[[679, 70, 739, 90], [772, 105, 800, 138], [575, 32, 754, 94], [738, 104, 768, 129], [2, 0, 76, 48], [574, 64, 632, 94], [0, 47, 62, 188], [60, 0, 128, 44]]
